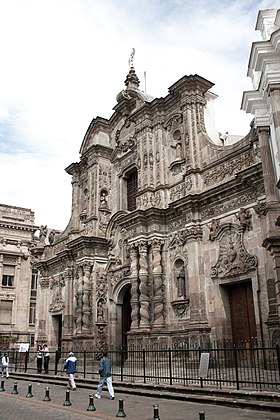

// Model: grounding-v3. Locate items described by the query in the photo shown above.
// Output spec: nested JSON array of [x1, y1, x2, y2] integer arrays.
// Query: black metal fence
[[2, 344, 280, 391]]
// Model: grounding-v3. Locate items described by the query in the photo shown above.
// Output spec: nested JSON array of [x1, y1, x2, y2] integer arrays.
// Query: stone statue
[[177, 267, 186, 299]]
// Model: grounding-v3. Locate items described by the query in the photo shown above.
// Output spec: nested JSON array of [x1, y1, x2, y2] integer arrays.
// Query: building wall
[[0, 204, 38, 349]]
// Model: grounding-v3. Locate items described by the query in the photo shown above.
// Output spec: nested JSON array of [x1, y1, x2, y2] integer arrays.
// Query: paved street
[[0, 378, 279, 420]]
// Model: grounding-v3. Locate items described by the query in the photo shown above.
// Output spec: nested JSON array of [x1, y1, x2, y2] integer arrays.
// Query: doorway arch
[[115, 282, 131, 351]]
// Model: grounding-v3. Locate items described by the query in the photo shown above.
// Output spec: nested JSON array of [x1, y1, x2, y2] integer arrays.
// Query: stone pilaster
[[151, 239, 164, 328], [258, 126, 280, 237], [138, 241, 150, 329]]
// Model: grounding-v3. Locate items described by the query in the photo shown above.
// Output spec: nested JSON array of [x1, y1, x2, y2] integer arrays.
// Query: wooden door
[[122, 287, 132, 351], [229, 281, 257, 346]]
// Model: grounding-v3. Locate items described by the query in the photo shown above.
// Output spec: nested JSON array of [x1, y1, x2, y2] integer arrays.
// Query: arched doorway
[[122, 286, 131, 350]]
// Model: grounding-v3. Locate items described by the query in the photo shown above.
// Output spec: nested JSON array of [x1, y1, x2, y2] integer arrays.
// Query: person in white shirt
[[1, 353, 9, 378], [42, 344, 50, 373]]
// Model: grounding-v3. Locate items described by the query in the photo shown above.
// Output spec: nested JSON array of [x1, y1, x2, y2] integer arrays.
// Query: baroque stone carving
[[203, 151, 254, 186], [236, 208, 252, 231], [171, 300, 189, 318], [211, 229, 257, 278], [49, 275, 65, 313]]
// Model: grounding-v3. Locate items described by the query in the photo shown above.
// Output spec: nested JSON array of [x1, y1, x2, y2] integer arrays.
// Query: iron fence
[[1, 344, 280, 391]]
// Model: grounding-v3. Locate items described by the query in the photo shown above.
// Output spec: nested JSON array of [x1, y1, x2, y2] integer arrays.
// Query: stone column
[[129, 245, 140, 329], [151, 239, 164, 327], [82, 262, 92, 332], [138, 241, 150, 329], [64, 268, 73, 334], [74, 265, 83, 334]]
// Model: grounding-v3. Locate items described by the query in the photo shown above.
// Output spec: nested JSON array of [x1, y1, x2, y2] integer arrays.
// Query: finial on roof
[[128, 48, 135, 68], [124, 48, 140, 90]]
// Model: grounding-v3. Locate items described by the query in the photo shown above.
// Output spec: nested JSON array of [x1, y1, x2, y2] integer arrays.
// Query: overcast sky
[[0, 0, 278, 231]]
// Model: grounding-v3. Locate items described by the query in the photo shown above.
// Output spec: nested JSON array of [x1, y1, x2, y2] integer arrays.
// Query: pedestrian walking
[[42, 343, 50, 373], [36, 345, 43, 373], [95, 351, 114, 400], [64, 351, 77, 391], [1, 353, 9, 378]]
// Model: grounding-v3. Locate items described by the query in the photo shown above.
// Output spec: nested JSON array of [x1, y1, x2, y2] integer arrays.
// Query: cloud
[[0, 0, 278, 229]]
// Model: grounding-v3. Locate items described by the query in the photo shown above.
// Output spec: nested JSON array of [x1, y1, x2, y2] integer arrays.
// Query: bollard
[[153, 404, 160, 420], [87, 394, 96, 411], [0, 380, 5, 392], [116, 398, 126, 417], [43, 386, 51, 401], [26, 384, 33, 398], [199, 411, 205, 420], [11, 382, 18, 394], [63, 389, 72, 406]]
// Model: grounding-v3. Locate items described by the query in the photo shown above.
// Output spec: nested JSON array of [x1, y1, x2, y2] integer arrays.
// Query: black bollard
[[26, 384, 33, 398], [199, 412, 205, 420], [0, 380, 5, 392], [153, 404, 160, 420], [116, 398, 126, 417], [43, 386, 51, 401], [87, 394, 96, 411], [63, 389, 72, 406], [11, 382, 18, 394]]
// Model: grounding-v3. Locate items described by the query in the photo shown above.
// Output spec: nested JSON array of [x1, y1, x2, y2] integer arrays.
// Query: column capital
[[268, 84, 280, 96], [257, 126, 270, 135]]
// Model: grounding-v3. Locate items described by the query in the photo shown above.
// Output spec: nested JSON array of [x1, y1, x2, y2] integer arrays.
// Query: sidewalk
[[1, 377, 280, 420]]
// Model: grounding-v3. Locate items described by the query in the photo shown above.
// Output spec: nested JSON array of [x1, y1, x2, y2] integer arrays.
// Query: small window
[[2, 265, 15, 287], [31, 269, 38, 298], [127, 170, 138, 211], [29, 302, 36, 325]]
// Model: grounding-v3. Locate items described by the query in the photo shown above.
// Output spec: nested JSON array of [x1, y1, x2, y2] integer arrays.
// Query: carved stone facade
[[33, 8, 280, 350]]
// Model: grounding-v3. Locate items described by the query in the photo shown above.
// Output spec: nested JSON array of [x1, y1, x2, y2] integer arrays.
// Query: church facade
[[34, 9, 280, 352]]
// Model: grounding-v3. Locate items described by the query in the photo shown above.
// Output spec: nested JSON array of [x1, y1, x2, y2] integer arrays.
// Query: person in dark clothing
[[64, 351, 77, 390], [95, 351, 114, 400]]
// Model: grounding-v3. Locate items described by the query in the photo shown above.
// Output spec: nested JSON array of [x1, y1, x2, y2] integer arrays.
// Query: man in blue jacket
[[95, 351, 114, 400], [64, 351, 77, 390]]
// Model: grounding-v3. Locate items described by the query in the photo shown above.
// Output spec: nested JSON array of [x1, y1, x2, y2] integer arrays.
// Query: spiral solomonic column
[[75, 265, 83, 334], [138, 241, 150, 329], [151, 239, 164, 327], [82, 261, 92, 332], [129, 244, 140, 329]]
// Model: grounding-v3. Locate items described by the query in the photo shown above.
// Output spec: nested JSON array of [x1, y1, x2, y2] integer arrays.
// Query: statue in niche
[[97, 300, 105, 321], [176, 266, 186, 299], [100, 190, 108, 209], [171, 129, 183, 160]]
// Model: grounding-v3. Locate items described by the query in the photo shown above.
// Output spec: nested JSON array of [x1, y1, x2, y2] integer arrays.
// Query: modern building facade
[[34, 8, 280, 352], [0, 204, 39, 349]]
